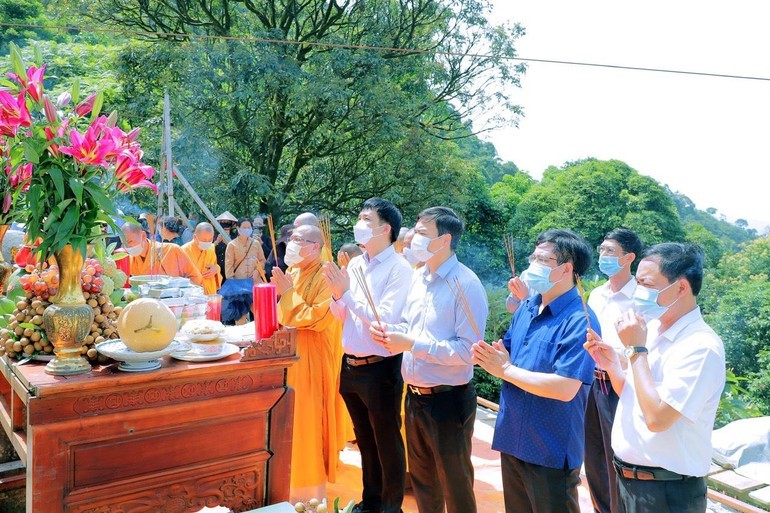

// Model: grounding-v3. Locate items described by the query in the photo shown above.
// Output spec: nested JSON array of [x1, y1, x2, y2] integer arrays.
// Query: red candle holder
[[253, 283, 278, 340], [113, 248, 131, 288]]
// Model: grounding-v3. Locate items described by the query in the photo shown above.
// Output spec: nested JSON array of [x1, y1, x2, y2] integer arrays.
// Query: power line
[[3, 20, 770, 82]]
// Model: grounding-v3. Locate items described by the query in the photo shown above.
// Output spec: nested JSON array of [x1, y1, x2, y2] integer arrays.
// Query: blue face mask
[[520, 262, 564, 294], [598, 256, 624, 277], [633, 282, 679, 321]]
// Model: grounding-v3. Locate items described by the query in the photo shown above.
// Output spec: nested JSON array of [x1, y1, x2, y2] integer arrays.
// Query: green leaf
[[69, 177, 84, 204], [18, 323, 40, 330], [48, 166, 66, 200], [33, 44, 43, 68], [72, 78, 80, 105], [9, 43, 26, 81], [90, 91, 104, 122], [22, 140, 40, 165], [53, 206, 79, 248]]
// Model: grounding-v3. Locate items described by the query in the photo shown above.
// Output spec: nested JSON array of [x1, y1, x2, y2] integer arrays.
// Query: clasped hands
[[369, 322, 415, 353], [270, 267, 294, 296], [321, 262, 350, 300]]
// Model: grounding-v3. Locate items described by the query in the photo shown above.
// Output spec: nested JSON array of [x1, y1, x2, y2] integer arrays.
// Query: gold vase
[[42, 244, 93, 375], [0, 225, 11, 296]]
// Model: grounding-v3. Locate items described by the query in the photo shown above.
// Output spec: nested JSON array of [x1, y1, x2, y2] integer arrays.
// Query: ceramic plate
[[171, 343, 240, 362], [95, 339, 191, 372]]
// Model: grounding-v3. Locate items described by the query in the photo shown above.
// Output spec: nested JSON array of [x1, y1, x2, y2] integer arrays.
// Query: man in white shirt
[[323, 198, 413, 513], [585, 228, 642, 513], [585, 242, 725, 513]]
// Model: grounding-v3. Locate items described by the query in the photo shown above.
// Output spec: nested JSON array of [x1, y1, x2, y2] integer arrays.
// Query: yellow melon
[[117, 298, 178, 352]]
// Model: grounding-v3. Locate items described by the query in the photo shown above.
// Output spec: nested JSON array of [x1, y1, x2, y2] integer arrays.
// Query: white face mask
[[403, 247, 421, 266], [125, 242, 143, 256], [410, 233, 438, 262], [353, 220, 384, 245], [197, 241, 213, 251], [283, 241, 304, 267], [238, 228, 253, 238]]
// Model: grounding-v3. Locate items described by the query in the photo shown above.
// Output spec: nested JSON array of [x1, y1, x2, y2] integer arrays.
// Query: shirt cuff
[[336, 289, 353, 306], [411, 337, 429, 358]]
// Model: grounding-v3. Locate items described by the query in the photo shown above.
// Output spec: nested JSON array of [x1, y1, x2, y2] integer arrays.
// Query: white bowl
[[95, 339, 191, 372], [181, 319, 225, 342]]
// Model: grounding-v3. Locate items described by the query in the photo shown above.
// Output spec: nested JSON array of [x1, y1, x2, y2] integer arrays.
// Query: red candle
[[113, 249, 131, 288], [206, 294, 222, 321], [253, 283, 278, 340]]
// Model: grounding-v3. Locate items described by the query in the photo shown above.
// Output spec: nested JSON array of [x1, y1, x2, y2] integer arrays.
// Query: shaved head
[[195, 222, 215, 235], [294, 225, 324, 246], [122, 222, 144, 235], [294, 212, 319, 227]]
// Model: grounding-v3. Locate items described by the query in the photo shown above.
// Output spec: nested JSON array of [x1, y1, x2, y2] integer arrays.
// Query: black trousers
[[405, 383, 477, 513], [500, 453, 581, 513], [584, 377, 624, 513], [340, 354, 405, 513], [617, 473, 707, 513]]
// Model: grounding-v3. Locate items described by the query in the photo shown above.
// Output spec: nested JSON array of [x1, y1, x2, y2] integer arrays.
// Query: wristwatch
[[624, 346, 648, 360]]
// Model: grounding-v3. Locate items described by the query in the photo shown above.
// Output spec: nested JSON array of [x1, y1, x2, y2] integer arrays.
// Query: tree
[[88, 0, 526, 219], [511, 159, 685, 259]]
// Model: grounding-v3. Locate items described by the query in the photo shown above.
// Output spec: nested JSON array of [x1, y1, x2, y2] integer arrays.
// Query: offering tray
[[95, 339, 191, 372]]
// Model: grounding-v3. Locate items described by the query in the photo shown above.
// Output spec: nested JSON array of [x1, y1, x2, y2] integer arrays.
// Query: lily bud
[[43, 96, 57, 123], [56, 91, 71, 107], [106, 110, 118, 128]]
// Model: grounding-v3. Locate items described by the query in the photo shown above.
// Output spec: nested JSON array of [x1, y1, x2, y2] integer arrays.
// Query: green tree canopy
[[511, 159, 685, 258]]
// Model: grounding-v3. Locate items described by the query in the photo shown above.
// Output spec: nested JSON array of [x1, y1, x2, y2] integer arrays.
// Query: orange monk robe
[[129, 240, 203, 286], [277, 261, 339, 490], [319, 246, 356, 447], [181, 241, 221, 295]]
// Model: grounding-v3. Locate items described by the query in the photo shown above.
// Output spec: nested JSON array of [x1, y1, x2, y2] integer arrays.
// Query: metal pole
[[164, 92, 174, 219]]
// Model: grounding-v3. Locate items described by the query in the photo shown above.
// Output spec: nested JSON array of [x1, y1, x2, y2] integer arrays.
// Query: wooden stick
[[255, 263, 268, 284], [450, 277, 482, 340], [504, 234, 516, 276], [352, 267, 381, 325], [267, 214, 278, 263]]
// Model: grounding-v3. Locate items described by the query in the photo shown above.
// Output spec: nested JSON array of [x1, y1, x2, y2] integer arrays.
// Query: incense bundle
[[351, 267, 381, 325], [267, 214, 278, 263], [255, 263, 268, 284], [576, 274, 608, 394], [319, 214, 332, 250], [450, 277, 482, 340], [504, 234, 516, 276]]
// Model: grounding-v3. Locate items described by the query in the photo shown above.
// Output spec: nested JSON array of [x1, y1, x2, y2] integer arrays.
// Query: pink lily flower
[[0, 91, 32, 137], [58, 124, 116, 167], [43, 96, 58, 123], [9, 163, 32, 192], [2, 192, 11, 215], [7, 65, 45, 102], [114, 153, 157, 193]]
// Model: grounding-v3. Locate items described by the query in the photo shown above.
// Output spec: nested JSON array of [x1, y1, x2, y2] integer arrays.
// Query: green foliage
[[684, 221, 725, 268], [512, 159, 685, 263], [747, 349, 770, 414], [670, 190, 757, 254], [715, 369, 764, 428]]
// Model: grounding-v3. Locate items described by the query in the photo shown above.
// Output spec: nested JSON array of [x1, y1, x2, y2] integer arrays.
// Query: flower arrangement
[[0, 43, 157, 259]]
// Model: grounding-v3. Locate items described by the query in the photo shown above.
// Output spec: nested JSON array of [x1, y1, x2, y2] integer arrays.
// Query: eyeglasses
[[289, 236, 319, 245], [527, 254, 559, 267], [597, 245, 622, 256]]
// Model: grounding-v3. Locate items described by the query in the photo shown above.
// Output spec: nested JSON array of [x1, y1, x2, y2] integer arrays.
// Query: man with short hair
[[371, 206, 487, 513], [585, 243, 725, 513], [323, 198, 413, 513], [584, 228, 643, 513], [121, 222, 203, 285], [294, 211, 320, 227], [182, 222, 221, 295], [473, 229, 599, 513]]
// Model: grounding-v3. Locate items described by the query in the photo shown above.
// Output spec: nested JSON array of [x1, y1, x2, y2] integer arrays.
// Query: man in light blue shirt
[[324, 197, 413, 513], [371, 206, 487, 513]]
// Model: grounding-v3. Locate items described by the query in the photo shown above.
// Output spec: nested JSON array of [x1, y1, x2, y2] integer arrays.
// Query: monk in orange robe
[[272, 225, 339, 503], [121, 222, 203, 285], [182, 222, 221, 295]]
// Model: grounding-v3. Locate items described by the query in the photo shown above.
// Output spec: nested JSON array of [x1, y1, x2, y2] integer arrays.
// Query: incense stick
[[267, 214, 278, 264], [255, 263, 268, 284], [352, 267, 381, 325], [504, 234, 516, 276], [450, 277, 482, 341], [576, 274, 608, 395]]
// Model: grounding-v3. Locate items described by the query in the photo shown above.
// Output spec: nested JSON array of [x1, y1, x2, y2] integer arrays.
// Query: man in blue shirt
[[473, 229, 598, 513]]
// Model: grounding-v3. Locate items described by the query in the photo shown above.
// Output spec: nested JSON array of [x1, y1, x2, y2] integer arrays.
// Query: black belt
[[613, 457, 690, 481], [594, 368, 610, 380], [345, 354, 386, 367], [407, 383, 466, 396]]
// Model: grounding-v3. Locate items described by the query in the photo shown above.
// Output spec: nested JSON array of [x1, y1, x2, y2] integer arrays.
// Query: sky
[[484, 1, 770, 231]]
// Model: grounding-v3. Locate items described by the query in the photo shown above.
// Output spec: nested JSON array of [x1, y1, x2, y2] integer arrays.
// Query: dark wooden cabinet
[[0, 352, 295, 513]]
